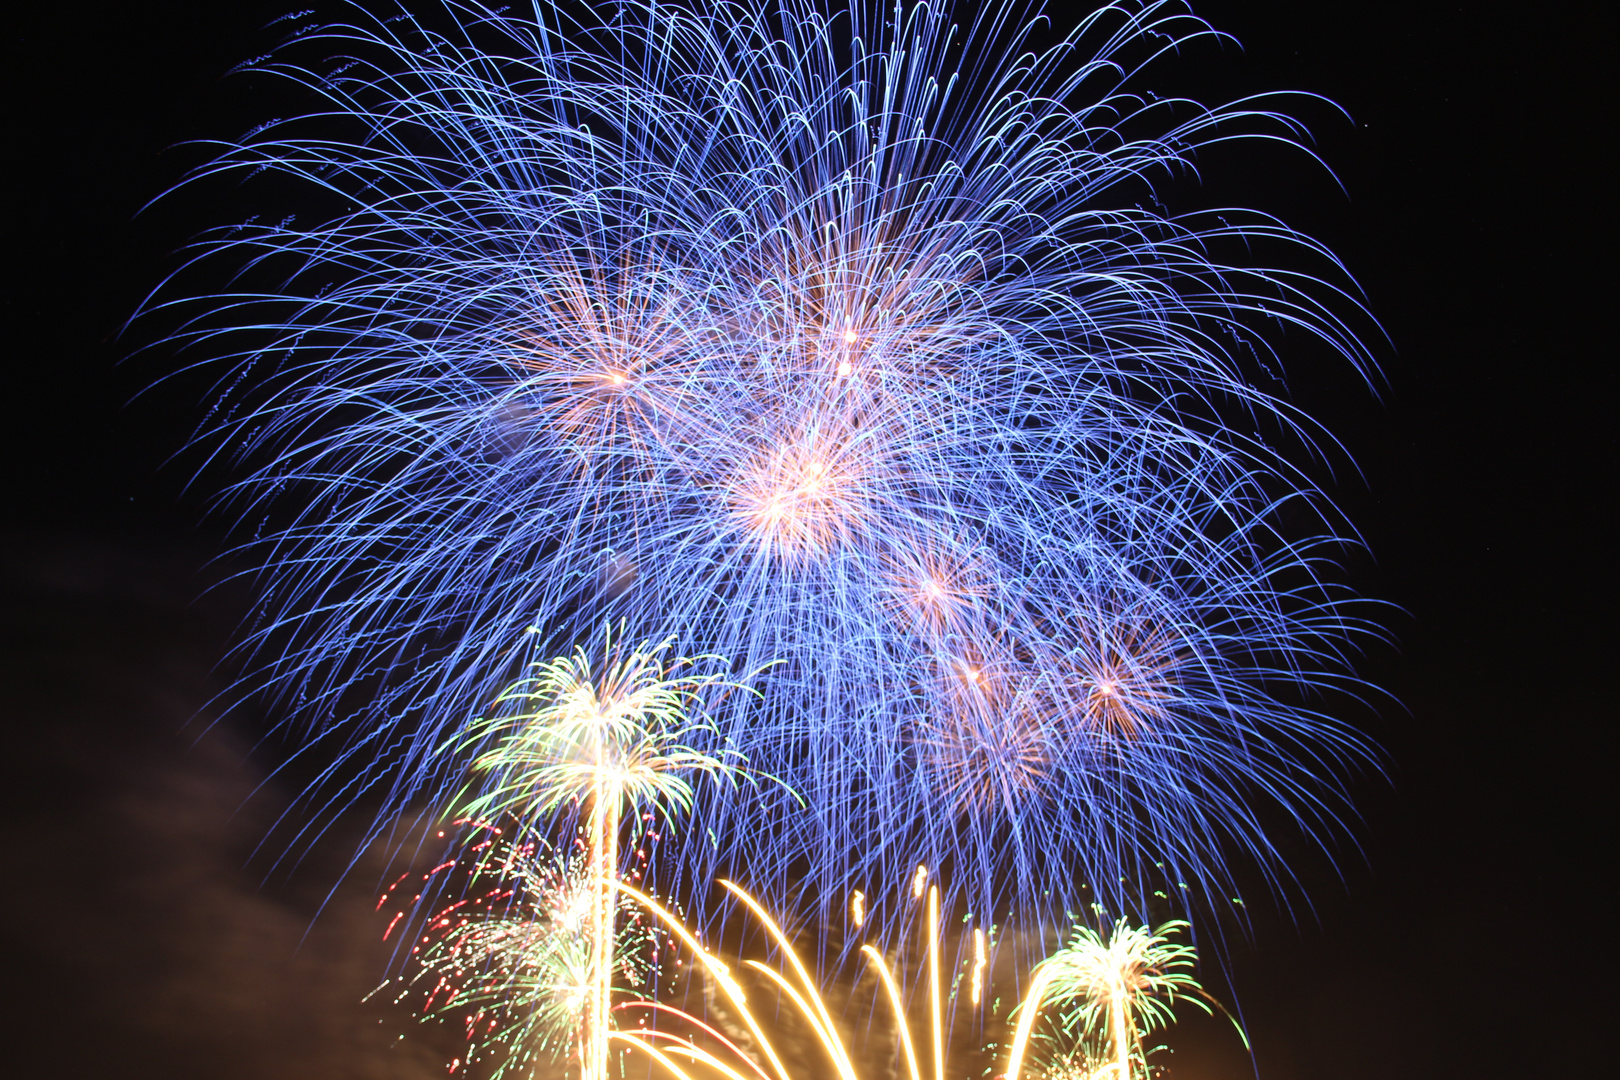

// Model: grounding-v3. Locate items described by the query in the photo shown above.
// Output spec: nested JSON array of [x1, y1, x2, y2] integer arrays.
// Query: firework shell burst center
[[159, 0, 1385, 935]]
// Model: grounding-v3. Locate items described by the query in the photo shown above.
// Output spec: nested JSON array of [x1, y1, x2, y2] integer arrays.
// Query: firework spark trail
[[612, 875, 1239, 1080], [153, 0, 1384, 933]]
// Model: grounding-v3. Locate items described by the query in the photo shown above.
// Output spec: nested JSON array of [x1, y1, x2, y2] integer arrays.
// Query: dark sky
[[3, 1, 1608, 1077]]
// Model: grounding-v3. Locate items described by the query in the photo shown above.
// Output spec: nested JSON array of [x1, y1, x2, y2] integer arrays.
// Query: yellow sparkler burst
[[614, 876, 965, 1080], [608, 875, 1240, 1080], [444, 629, 749, 830]]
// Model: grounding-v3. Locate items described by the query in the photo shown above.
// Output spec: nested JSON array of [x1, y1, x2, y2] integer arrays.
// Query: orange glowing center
[[735, 448, 862, 558], [842, 329, 858, 343], [837, 360, 853, 376]]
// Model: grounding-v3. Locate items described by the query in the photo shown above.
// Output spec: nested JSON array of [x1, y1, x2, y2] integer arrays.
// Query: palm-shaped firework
[[155, 0, 1382, 934], [1008, 918, 1232, 1080], [439, 627, 760, 1080], [444, 628, 756, 834]]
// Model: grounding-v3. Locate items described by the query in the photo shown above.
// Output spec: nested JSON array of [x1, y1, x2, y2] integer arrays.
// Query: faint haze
[[0, 540, 460, 1079]]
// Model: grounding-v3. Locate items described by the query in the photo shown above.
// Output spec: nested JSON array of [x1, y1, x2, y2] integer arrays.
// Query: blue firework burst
[[152, 0, 1383, 932]]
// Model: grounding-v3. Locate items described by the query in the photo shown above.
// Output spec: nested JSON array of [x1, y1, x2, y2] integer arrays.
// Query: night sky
[[3, 2, 1607, 1077]]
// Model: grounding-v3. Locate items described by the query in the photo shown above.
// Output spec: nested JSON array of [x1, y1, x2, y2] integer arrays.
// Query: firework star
[[393, 833, 663, 1078], [151, 0, 1384, 934]]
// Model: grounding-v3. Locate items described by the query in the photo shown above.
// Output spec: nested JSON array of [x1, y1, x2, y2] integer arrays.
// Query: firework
[[441, 626, 763, 835], [611, 873, 1239, 1080], [159, 0, 1382, 930], [610, 877, 939, 1080], [387, 831, 663, 1078], [438, 627, 765, 1080], [1006, 917, 1242, 1080]]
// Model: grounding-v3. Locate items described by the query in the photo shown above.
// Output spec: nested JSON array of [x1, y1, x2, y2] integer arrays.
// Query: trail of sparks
[[611, 874, 1239, 1080]]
